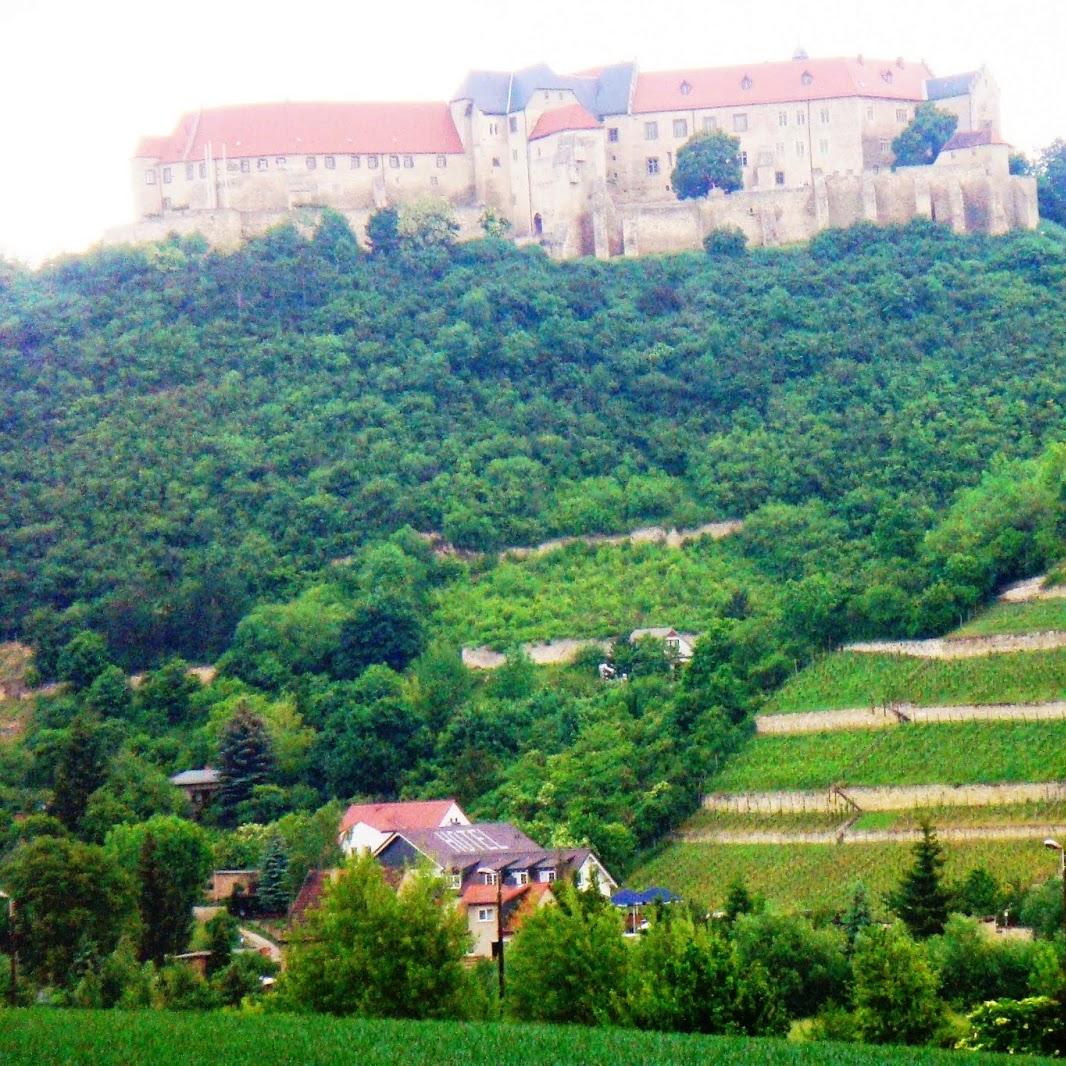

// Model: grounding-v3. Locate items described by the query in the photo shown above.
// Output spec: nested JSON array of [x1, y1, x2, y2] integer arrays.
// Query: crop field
[[763, 650, 1066, 714], [709, 720, 1066, 792], [953, 598, 1066, 637], [0, 1009, 1051, 1066], [682, 809, 848, 833], [431, 539, 768, 648], [635, 838, 1056, 916], [850, 801, 1066, 831]]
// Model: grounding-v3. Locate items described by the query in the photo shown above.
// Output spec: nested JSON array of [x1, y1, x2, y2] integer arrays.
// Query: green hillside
[[0, 1009, 1050, 1066], [953, 597, 1066, 636]]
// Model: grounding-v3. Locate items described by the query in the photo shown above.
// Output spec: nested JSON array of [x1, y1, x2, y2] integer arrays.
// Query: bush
[[703, 228, 747, 257], [958, 996, 1066, 1056]]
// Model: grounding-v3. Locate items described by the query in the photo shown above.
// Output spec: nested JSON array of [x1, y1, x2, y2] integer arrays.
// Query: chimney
[[792, 46, 809, 62]]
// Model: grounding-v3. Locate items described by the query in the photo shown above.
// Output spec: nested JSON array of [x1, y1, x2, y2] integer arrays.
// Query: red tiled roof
[[942, 128, 1003, 150], [507, 883, 555, 932], [339, 799, 460, 838], [288, 868, 329, 924], [529, 104, 602, 141], [461, 883, 530, 906], [632, 56, 932, 114], [135, 102, 464, 163]]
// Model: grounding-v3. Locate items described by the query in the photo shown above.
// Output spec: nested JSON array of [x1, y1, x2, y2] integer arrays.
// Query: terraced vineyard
[[763, 648, 1066, 713], [634, 591, 1066, 914]]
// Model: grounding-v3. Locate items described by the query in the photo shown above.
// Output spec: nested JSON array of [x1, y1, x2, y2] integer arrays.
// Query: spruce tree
[[217, 703, 274, 825], [51, 712, 109, 830], [257, 834, 291, 915], [841, 880, 873, 952], [886, 822, 951, 937]]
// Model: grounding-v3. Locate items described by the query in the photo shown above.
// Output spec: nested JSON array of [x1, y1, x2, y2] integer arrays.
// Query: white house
[[337, 798, 470, 856], [629, 627, 697, 662]]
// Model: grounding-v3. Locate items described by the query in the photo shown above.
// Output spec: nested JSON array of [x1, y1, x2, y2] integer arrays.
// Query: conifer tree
[[723, 879, 754, 924], [217, 704, 274, 825], [886, 822, 951, 937], [51, 712, 109, 830], [258, 834, 291, 915], [841, 881, 873, 952]]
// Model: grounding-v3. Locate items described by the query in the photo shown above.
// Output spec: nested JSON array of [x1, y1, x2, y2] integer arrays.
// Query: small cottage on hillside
[[629, 627, 697, 662]]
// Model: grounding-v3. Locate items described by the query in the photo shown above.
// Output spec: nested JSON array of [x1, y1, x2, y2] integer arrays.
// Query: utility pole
[[495, 870, 505, 1000]]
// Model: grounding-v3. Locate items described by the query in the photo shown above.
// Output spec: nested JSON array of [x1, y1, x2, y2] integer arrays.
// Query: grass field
[[953, 598, 1066, 637], [0, 1009, 1051, 1066], [634, 838, 1057, 916], [709, 720, 1066, 792], [683, 809, 848, 833], [431, 539, 769, 648], [763, 650, 1066, 714]]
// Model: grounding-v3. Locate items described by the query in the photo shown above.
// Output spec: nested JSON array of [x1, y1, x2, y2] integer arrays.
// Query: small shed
[[169, 768, 221, 813]]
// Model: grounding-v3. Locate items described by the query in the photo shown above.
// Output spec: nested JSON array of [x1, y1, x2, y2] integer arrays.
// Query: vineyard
[[763, 649, 1066, 714], [0, 1009, 1050, 1066], [953, 598, 1066, 637], [635, 838, 1058, 916], [709, 719, 1066, 792], [430, 537, 770, 648]]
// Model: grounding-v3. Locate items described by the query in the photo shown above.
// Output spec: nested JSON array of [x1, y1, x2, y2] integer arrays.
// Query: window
[[306, 156, 317, 170], [145, 170, 156, 185], [403, 155, 414, 168], [796, 141, 806, 157], [819, 108, 830, 125], [430, 175, 439, 186], [256, 158, 268, 171], [880, 137, 890, 153], [226, 160, 239, 172], [775, 142, 785, 155], [162, 167, 172, 183], [896, 107, 909, 122], [644, 121, 658, 140], [367, 155, 379, 169], [488, 122, 499, 136], [477, 907, 494, 922], [819, 139, 829, 155], [881, 69, 894, 84], [512, 149, 518, 162], [514, 871, 529, 886], [733, 114, 748, 132], [199, 162, 207, 179], [779, 111, 788, 126], [796, 110, 806, 126], [238, 158, 250, 173], [740, 75, 752, 90], [449, 872, 462, 890], [646, 156, 660, 175], [801, 71, 814, 86], [436, 154, 447, 168], [680, 80, 692, 95], [325, 155, 336, 169], [480, 871, 497, 885], [389, 154, 399, 168], [350, 154, 361, 168], [775, 170, 786, 185], [740, 150, 748, 166], [542, 869, 557, 882], [603, 127, 617, 145], [867, 106, 875, 120], [672, 118, 688, 138], [185, 163, 195, 180], [492, 156, 501, 167], [275, 156, 286, 168], [509, 116, 518, 133], [702, 116, 718, 132], [162, 196, 172, 209]]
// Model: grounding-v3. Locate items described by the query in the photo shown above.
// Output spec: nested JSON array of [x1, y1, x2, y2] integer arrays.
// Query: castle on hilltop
[[115, 52, 1037, 258]]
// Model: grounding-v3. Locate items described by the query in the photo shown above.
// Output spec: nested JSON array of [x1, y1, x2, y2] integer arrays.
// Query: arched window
[[533, 213, 543, 236]]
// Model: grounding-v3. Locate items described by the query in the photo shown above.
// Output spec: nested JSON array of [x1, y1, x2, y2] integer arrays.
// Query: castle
[[116, 52, 1037, 258]]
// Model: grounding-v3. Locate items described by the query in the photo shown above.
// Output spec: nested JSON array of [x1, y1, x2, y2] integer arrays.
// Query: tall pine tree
[[51, 712, 109, 831], [885, 822, 951, 937], [217, 703, 274, 825], [257, 834, 291, 915]]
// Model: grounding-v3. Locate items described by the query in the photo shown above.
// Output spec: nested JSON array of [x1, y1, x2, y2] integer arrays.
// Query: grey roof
[[169, 768, 221, 787], [942, 128, 997, 150], [452, 62, 636, 118], [925, 71, 977, 100], [396, 823, 542, 867]]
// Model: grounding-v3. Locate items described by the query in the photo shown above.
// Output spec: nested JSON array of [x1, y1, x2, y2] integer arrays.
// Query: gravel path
[[679, 823, 1066, 846], [843, 631, 1066, 659]]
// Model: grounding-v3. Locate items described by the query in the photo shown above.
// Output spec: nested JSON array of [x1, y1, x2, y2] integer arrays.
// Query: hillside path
[[703, 781, 1066, 814], [756, 700, 1066, 734], [843, 631, 1066, 659], [678, 823, 1066, 846], [999, 575, 1066, 603]]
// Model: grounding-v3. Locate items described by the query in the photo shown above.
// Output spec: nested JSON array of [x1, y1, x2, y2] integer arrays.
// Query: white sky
[[0, 0, 1062, 264]]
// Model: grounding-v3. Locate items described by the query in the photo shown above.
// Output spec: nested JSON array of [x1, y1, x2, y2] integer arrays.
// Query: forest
[[2, 215, 1066, 880]]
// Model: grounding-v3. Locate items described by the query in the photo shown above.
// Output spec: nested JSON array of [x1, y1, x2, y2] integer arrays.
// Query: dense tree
[[217, 704, 275, 825], [891, 103, 958, 167], [282, 854, 470, 1018], [1, 836, 137, 985], [50, 712, 110, 831], [257, 833, 291, 914], [331, 596, 426, 678], [852, 924, 944, 1045], [671, 131, 743, 198], [885, 822, 952, 937], [56, 631, 111, 692], [1036, 139, 1066, 227]]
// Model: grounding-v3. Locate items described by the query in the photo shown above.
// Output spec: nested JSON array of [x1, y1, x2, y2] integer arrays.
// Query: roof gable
[[339, 799, 465, 837], [529, 104, 602, 141], [926, 71, 979, 100]]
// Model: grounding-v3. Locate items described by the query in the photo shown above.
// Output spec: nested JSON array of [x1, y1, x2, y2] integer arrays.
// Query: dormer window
[[514, 871, 529, 886], [881, 69, 894, 84], [480, 871, 497, 885], [680, 80, 692, 96], [740, 75, 752, 90], [449, 872, 462, 890], [801, 71, 814, 86]]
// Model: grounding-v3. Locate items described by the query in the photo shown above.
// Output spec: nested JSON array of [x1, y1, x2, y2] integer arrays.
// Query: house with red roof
[[124, 51, 1032, 259], [337, 798, 469, 857]]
